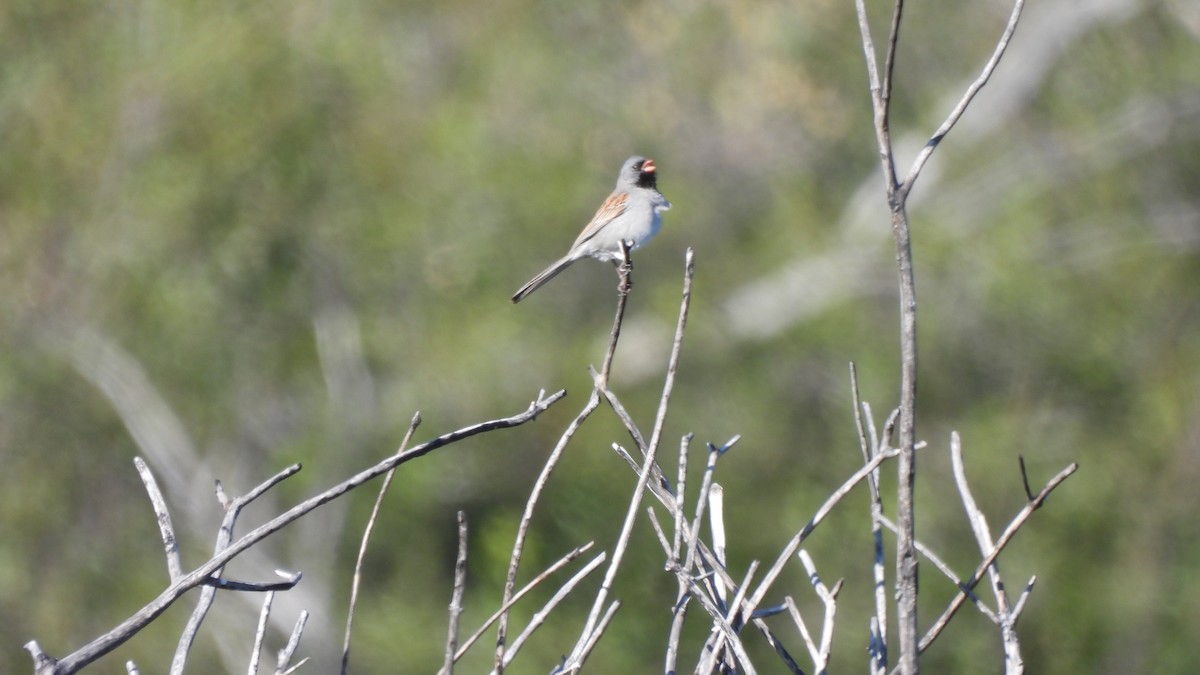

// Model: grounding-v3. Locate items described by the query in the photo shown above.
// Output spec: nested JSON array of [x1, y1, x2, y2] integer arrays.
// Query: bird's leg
[[617, 239, 634, 296]]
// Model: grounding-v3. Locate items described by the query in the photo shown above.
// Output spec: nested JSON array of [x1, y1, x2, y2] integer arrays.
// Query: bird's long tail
[[511, 255, 576, 303]]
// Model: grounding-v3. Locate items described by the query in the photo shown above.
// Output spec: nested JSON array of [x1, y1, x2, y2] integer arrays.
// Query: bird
[[511, 155, 671, 303]]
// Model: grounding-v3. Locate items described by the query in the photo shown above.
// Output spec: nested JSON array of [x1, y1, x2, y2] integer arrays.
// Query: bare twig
[[686, 443, 724, 584], [443, 542, 596, 673], [708, 483, 728, 605], [342, 412, 422, 675], [559, 249, 695, 671], [681, 574, 757, 675], [247, 591, 274, 675], [598, 239, 635, 387], [854, 0, 1034, 669], [645, 505, 672, 554], [664, 433, 693, 674], [696, 561, 759, 675], [277, 660, 309, 675], [564, 408, 668, 668], [1011, 576, 1037, 619], [890, 207, 920, 675], [798, 550, 840, 673], [917, 462, 1078, 654], [758, 627, 806, 675], [493, 552, 608, 673], [597, 380, 649, 453], [950, 432, 1021, 673], [173, 464, 304, 675], [784, 596, 819, 670], [673, 434, 691, 562], [273, 610, 308, 675], [877, 515, 996, 623], [1019, 455, 1034, 501], [204, 570, 302, 593], [593, 382, 675, 496], [135, 457, 183, 582], [743, 445, 900, 619], [32, 394, 563, 675], [567, 600, 622, 674], [494, 391, 600, 672], [850, 364, 889, 674], [442, 512, 469, 675], [494, 249, 643, 672], [854, 0, 898, 190], [902, 0, 1029, 191]]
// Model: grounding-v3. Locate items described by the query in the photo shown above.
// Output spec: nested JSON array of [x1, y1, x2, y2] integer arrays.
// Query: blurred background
[[2, 0, 1199, 672]]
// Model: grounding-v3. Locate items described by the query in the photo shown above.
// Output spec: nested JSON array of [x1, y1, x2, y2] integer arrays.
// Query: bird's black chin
[[636, 171, 658, 189]]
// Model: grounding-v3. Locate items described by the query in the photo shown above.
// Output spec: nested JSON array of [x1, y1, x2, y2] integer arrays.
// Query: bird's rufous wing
[[571, 190, 628, 249]]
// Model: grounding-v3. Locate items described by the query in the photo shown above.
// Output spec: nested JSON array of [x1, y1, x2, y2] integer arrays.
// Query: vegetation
[[3, 0, 1199, 672]]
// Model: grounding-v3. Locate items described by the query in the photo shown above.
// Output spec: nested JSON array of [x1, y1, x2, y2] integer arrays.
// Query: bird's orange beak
[[642, 158, 657, 173]]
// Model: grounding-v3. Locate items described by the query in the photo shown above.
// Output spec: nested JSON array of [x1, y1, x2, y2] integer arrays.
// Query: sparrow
[[511, 155, 671, 303]]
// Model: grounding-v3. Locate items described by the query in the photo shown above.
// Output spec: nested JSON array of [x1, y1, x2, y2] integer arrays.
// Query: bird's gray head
[[619, 155, 658, 190]]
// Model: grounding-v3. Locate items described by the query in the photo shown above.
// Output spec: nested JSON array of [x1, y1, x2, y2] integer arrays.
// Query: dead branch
[[26, 393, 563, 675]]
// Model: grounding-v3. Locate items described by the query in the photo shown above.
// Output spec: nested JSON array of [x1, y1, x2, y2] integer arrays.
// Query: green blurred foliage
[[1, 0, 1199, 672]]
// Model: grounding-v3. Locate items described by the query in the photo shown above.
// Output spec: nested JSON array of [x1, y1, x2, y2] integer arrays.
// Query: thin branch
[[891, 203, 920, 675], [37, 394, 564, 675], [851, 364, 889, 674], [565, 407, 668, 667], [173, 463, 305, 675], [951, 432, 1007, 605], [342, 412, 422, 675], [494, 552, 608, 673], [696, 561, 759, 675], [673, 434, 691, 562], [277, 659, 309, 675], [135, 457, 182, 582], [594, 383, 674, 496], [1019, 455, 1034, 501], [798, 550, 840, 672], [597, 239, 635, 387], [743, 445, 900, 619], [882, 0, 905, 122], [708, 483, 728, 606], [247, 591, 274, 675], [204, 570, 302, 593], [273, 610, 308, 675], [784, 596, 820, 670], [917, 462, 1078, 654], [854, 18, 921, 624], [664, 433, 693, 675], [442, 512, 469, 675], [564, 248, 695, 670], [596, 373, 648, 452], [566, 600, 622, 674], [645, 504, 672, 554], [877, 515, 997, 624], [854, 0, 897, 189], [758, 626, 806, 675], [682, 574, 757, 675], [901, 0, 1029, 193], [443, 542, 596, 671], [1011, 576, 1037, 619], [25, 642, 55, 675], [951, 432, 1024, 673], [727, 561, 759, 632], [685, 443, 724, 587], [494, 391, 600, 672], [494, 249, 641, 672]]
